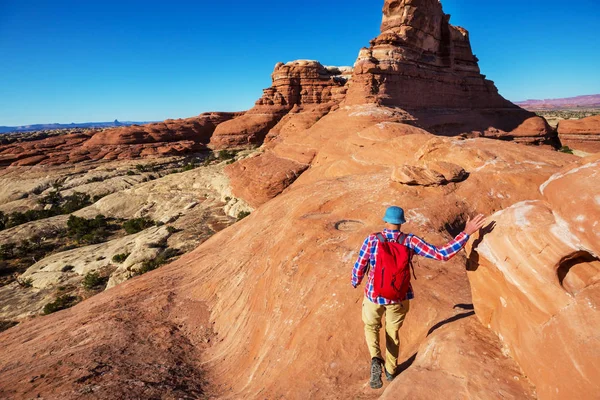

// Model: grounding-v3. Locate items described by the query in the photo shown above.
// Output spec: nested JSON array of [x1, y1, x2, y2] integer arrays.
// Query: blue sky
[[1, 0, 599, 126]]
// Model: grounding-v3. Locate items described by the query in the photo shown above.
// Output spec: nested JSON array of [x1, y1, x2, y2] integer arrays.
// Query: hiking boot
[[385, 368, 395, 382], [369, 357, 384, 389]]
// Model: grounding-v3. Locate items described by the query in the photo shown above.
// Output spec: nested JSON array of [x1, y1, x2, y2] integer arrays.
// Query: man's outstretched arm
[[351, 236, 372, 287], [408, 214, 486, 261]]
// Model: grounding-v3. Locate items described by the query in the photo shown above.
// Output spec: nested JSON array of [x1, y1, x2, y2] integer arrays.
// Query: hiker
[[351, 206, 486, 389]]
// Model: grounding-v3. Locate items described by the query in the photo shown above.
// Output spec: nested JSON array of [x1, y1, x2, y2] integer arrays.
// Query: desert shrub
[[60, 192, 92, 214], [218, 150, 237, 160], [237, 211, 251, 221], [5, 209, 55, 228], [112, 253, 130, 263], [92, 193, 108, 203], [559, 146, 574, 154], [38, 190, 63, 208], [182, 162, 197, 172], [16, 277, 33, 287], [123, 217, 154, 234], [42, 294, 79, 315], [135, 164, 148, 172], [166, 226, 178, 234], [86, 176, 106, 183], [67, 215, 109, 244], [61, 265, 74, 272], [127, 170, 136, 176], [0, 243, 16, 260], [224, 196, 231, 202], [82, 271, 107, 289], [0, 211, 7, 230], [136, 248, 180, 275]]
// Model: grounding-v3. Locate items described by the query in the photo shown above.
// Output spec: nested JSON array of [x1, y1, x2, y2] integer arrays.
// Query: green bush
[[123, 217, 155, 234], [43, 294, 79, 315], [60, 192, 92, 214], [67, 215, 109, 244], [0, 243, 15, 260], [126, 170, 136, 176], [17, 277, 33, 288], [112, 253, 130, 263], [0, 211, 7, 230], [38, 190, 62, 208], [82, 271, 107, 289], [166, 225, 178, 234], [237, 211, 251, 221], [86, 176, 106, 183], [559, 146, 574, 154], [181, 162, 197, 172], [218, 150, 237, 160], [136, 248, 180, 275]]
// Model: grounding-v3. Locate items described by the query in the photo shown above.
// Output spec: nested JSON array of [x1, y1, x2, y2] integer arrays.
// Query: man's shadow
[[395, 222, 496, 377], [467, 221, 496, 272]]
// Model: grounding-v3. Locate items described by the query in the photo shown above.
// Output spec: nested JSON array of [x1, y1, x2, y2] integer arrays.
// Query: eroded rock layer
[[344, 0, 554, 144], [0, 113, 240, 166], [0, 104, 576, 399], [558, 115, 600, 153], [208, 60, 351, 150], [466, 155, 600, 399]]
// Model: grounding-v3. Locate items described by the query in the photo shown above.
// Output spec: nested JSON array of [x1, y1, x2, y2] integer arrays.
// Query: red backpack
[[372, 233, 415, 301]]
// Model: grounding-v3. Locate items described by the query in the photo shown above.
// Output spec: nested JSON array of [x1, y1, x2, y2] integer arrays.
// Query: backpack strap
[[400, 233, 417, 280], [375, 233, 387, 243]]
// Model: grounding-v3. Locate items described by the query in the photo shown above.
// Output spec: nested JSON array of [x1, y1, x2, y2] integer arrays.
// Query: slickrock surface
[[466, 154, 600, 400], [557, 115, 600, 153], [0, 157, 251, 322], [1, 0, 596, 398], [0, 113, 240, 166], [0, 103, 577, 399], [209, 60, 351, 150]]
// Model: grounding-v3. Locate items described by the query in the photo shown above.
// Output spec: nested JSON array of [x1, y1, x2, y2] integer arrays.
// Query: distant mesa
[[0, 120, 147, 134], [516, 94, 600, 110]]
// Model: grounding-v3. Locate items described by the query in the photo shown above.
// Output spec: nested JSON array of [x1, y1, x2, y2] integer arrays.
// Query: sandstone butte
[[0, 0, 599, 399]]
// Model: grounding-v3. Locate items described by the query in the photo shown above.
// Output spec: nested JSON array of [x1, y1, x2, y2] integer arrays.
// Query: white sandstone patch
[[540, 160, 600, 195], [406, 209, 429, 226]]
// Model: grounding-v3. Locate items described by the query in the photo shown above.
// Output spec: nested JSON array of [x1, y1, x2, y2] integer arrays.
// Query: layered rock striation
[[344, 0, 554, 143], [557, 115, 600, 153], [0, 113, 240, 166], [209, 60, 352, 150], [466, 155, 600, 399]]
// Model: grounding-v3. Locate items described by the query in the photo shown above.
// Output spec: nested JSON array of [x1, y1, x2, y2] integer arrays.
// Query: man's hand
[[464, 214, 486, 236]]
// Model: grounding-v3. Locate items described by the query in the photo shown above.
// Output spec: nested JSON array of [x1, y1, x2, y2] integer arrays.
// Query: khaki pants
[[362, 297, 410, 374]]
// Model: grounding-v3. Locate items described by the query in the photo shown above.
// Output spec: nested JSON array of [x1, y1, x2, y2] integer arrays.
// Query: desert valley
[[1, 0, 599, 399]]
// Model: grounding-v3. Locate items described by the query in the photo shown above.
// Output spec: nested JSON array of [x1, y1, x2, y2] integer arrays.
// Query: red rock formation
[[0, 113, 239, 166], [209, 60, 351, 150], [558, 115, 600, 153], [466, 155, 600, 399], [344, 0, 555, 144], [225, 151, 311, 208], [1, 104, 576, 398]]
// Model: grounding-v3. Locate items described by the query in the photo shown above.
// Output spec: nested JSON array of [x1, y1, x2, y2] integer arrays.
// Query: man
[[351, 206, 485, 389]]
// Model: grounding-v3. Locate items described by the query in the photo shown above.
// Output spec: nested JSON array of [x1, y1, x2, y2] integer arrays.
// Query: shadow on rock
[[467, 221, 496, 272]]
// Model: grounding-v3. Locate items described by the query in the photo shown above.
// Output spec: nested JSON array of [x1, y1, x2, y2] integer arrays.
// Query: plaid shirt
[[351, 229, 470, 304]]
